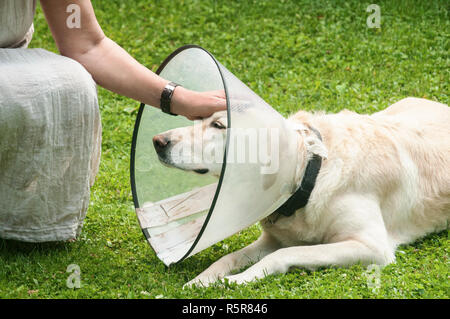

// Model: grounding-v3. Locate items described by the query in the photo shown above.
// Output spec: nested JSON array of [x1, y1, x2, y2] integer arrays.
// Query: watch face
[[167, 82, 178, 89], [131, 45, 297, 266]]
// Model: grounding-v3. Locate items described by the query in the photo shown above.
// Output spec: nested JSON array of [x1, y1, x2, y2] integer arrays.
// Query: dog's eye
[[211, 121, 226, 129]]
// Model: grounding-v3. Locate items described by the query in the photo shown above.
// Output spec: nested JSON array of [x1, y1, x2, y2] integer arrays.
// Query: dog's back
[[292, 98, 449, 247], [374, 97, 450, 125]]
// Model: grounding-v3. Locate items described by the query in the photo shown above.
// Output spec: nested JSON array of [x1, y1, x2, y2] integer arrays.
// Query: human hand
[[170, 86, 227, 120]]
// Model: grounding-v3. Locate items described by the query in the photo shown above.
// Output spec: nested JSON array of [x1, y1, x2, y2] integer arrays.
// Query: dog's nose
[[153, 134, 170, 152]]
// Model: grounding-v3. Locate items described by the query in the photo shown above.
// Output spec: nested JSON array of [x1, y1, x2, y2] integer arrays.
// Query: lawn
[[0, 0, 448, 299]]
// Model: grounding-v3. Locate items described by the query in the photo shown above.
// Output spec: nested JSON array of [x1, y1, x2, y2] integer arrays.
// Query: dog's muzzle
[[153, 134, 170, 154]]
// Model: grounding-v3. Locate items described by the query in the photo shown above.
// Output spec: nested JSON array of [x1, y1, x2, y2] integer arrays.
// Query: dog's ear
[[304, 130, 328, 159], [290, 122, 328, 159]]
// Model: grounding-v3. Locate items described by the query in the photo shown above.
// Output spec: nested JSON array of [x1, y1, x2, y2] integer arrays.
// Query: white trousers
[[0, 48, 101, 242]]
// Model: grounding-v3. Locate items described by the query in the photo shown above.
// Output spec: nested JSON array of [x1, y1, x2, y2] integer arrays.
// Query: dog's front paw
[[183, 274, 222, 289], [222, 273, 252, 286]]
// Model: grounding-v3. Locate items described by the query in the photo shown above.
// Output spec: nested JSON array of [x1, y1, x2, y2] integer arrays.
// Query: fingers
[[210, 96, 227, 111], [205, 90, 227, 110], [186, 115, 202, 121], [207, 89, 227, 99], [173, 88, 227, 120], [186, 91, 227, 119]]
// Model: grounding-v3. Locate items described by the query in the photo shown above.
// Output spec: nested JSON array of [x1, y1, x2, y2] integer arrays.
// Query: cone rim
[[130, 45, 231, 265]]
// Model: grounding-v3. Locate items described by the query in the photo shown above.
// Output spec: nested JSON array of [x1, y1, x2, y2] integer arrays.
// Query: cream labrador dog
[[152, 97, 449, 287]]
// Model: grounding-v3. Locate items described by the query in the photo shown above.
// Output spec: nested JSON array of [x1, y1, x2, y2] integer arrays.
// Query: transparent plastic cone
[[131, 45, 299, 266]]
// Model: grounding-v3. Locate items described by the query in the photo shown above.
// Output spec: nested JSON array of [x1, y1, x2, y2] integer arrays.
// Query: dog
[[152, 97, 449, 287]]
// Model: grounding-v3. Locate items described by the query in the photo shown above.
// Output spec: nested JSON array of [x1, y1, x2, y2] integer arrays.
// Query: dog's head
[[153, 111, 228, 177], [152, 108, 314, 192]]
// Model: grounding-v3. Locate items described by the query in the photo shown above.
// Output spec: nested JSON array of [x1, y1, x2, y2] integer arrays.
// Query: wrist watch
[[160, 81, 180, 116]]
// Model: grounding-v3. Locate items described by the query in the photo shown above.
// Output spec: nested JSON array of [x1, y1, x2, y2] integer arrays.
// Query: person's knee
[[60, 56, 97, 99], [44, 52, 99, 124], [1, 49, 98, 115], [0, 49, 99, 144], [53, 54, 98, 114]]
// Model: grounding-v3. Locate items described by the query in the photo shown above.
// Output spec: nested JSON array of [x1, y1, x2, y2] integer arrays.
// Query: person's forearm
[[69, 36, 168, 108], [41, 0, 226, 119]]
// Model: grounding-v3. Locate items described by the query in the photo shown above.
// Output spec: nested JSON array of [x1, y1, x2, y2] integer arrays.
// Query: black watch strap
[[160, 81, 180, 116]]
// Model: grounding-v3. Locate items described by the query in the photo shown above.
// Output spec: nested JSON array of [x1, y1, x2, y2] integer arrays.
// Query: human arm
[[39, 0, 226, 119]]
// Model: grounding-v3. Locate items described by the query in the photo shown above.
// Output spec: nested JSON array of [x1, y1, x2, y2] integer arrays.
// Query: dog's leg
[[184, 232, 280, 288], [224, 196, 395, 285], [223, 239, 392, 285]]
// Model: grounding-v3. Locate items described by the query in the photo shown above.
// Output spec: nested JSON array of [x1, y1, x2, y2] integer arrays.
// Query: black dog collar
[[274, 127, 323, 217]]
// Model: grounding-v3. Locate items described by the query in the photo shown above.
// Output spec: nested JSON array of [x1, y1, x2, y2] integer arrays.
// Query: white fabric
[[0, 0, 36, 48], [0, 48, 101, 242]]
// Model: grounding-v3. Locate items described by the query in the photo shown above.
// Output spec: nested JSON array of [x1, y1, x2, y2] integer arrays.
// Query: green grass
[[1, 0, 449, 299]]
